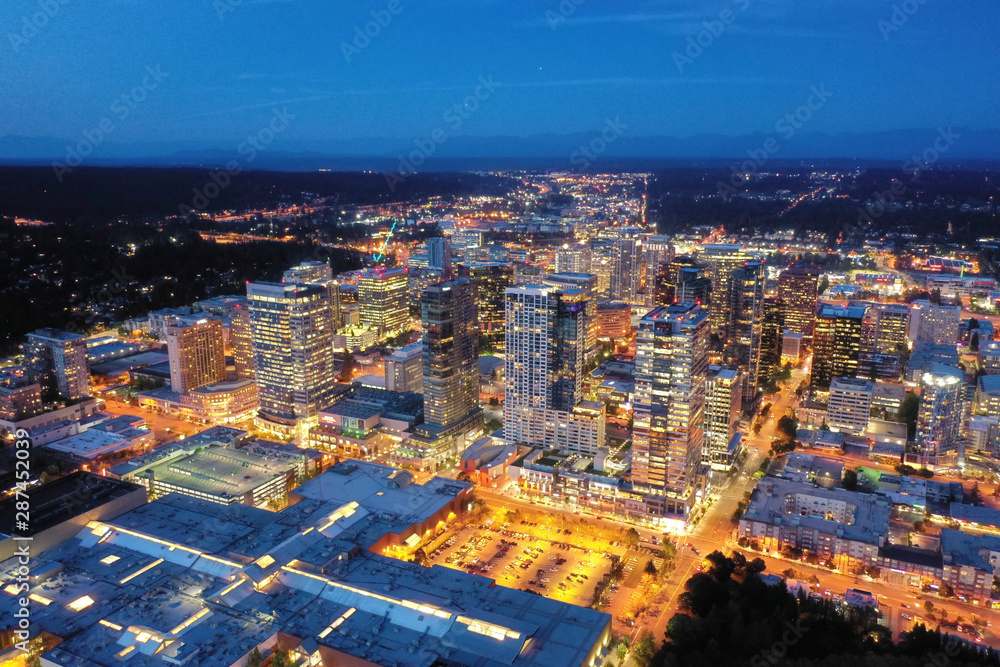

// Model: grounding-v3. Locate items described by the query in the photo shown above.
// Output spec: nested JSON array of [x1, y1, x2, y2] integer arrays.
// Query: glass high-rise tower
[[632, 303, 709, 517], [247, 281, 338, 439]]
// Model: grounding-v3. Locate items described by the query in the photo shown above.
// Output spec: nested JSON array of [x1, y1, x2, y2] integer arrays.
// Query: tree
[[843, 468, 858, 491], [782, 568, 798, 580], [644, 559, 658, 575], [485, 418, 502, 434], [776, 415, 798, 442], [247, 648, 263, 667], [971, 482, 982, 505], [630, 629, 656, 667], [704, 550, 735, 583], [971, 331, 981, 352], [747, 558, 766, 575], [622, 527, 641, 549], [678, 573, 728, 617]]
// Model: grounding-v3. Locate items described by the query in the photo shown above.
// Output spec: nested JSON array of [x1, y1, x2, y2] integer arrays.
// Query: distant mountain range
[[1, 128, 998, 172]]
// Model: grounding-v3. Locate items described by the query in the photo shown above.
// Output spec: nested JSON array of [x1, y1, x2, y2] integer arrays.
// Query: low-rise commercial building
[[1, 464, 611, 667]]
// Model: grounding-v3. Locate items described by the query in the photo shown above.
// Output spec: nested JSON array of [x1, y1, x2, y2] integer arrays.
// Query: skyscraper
[[812, 304, 866, 388], [247, 281, 338, 439], [164, 315, 226, 394], [698, 244, 750, 340], [704, 366, 742, 471], [543, 272, 600, 365], [610, 238, 641, 303], [632, 303, 709, 517], [457, 262, 515, 351], [778, 265, 822, 344], [229, 301, 255, 380], [284, 260, 343, 330], [916, 364, 967, 463], [358, 266, 409, 336], [729, 262, 766, 404], [21, 328, 91, 401], [759, 297, 785, 382], [421, 278, 480, 429], [426, 237, 452, 275], [642, 235, 675, 305], [402, 278, 483, 468], [504, 285, 605, 455], [654, 256, 710, 307], [554, 243, 592, 274]]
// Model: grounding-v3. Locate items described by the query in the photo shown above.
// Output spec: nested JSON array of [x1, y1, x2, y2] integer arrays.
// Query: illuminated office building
[[358, 266, 409, 336], [165, 315, 226, 394], [729, 261, 766, 404], [402, 278, 483, 468], [632, 303, 709, 517], [778, 265, 822, 344], [654, 256, 711, 307], [704, 366, 742, 471], [812, 304, 866, 388], [229, 302, 255, 380], [21, 328, 91, 401], [457, 262, 514, 350], [247, 281, 338, 439], [698, 244, 750, 340], [759, 297, 785, 381], [543, 272, 600, 364], [642, 235, 675, 304], [285, 260, 343, 330]]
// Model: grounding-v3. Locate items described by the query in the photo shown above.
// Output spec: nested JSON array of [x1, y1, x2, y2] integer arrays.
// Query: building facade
[[812, 304, 865, 388], [358, 266, 409, 336], [632, 303, 709, 518], [165, 314, 227, 394], [247, 281, 338, 439], [22, 328, 91, 401]]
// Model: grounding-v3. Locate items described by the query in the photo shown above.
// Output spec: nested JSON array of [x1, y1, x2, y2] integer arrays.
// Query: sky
[[1, 0, 998, 154]]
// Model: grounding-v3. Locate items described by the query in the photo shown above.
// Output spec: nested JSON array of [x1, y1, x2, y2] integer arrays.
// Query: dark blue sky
[[1, 0, 997, 152]]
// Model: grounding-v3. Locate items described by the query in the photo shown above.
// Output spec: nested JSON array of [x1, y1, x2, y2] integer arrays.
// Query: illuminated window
[[68, 595, 95, 611], [100, 555, 121, 565], [29, 593, 53, 606]]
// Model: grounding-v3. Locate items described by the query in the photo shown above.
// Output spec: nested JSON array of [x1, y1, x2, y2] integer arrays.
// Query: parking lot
[[427, 522, 616, 607]]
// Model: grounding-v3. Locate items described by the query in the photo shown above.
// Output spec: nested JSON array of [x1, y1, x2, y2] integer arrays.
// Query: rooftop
[[743, 477, 891, 545], [45, 430, 131, 460], [0, 469, 609, 667]]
